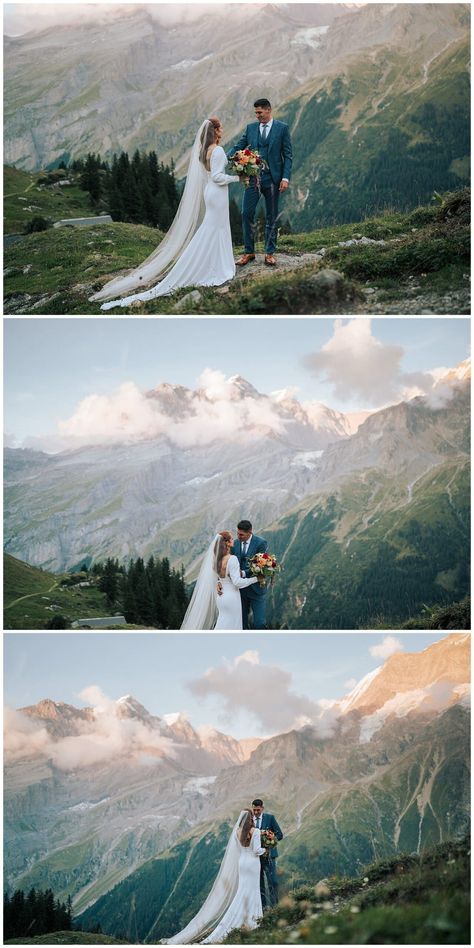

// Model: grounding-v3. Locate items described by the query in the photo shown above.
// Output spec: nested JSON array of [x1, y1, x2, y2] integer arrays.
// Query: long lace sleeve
[[251, 829, 265, 856], [210, 146, 239, 186], [228, 556, 258, 589]]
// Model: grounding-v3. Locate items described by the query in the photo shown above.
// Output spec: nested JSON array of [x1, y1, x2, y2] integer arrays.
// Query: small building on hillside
[[71, 615, 126, 629], [53, 215, 112, 228]]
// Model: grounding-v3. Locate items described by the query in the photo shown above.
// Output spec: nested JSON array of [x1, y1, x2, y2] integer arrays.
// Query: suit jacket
[[228, 119, 293, 185], [257, 812, 283, 858], [231, 534, 268, 598]]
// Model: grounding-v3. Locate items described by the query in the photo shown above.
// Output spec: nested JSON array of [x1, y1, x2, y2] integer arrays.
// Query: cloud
[[188, 651, 338, 737], [4, 3, 211, 36], [369, 636, 404, 659], [303, 319, 459, 409], [359, 679, 468, 743], [344, 677, 358, 690], [4, 688, 176, 771], [303, 319, 404, 406], [53, 372, 286, 451]]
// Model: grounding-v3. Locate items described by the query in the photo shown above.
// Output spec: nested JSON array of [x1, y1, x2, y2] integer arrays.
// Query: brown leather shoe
[[236, 253, 256, 266], [264, 254, 277, 266]]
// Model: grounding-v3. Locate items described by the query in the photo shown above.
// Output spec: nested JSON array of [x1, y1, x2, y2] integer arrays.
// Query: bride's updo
[[215, 530, 232, 575], [200, 117, 222, 164]]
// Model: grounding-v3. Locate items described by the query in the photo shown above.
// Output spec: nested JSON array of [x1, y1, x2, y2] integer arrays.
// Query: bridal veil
[[90, 120, 210, 302], [180, 533, 220, 630], [165, 810, 247, 944]]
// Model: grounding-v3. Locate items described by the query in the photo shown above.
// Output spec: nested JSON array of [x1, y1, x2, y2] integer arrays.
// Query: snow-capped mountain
[[4, 364, 469, 579]]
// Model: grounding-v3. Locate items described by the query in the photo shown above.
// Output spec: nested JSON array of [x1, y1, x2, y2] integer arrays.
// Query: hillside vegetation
[[3, 554, 129, 630], [4, 187, 470, 315], [226, 837, 470, 945]]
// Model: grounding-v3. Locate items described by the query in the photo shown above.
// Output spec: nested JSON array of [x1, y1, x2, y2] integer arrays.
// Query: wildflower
[[324, 925, 338, 934], [350, 905, 361, 914]]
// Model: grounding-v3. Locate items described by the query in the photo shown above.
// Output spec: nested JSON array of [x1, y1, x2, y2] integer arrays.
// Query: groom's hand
[[279, 179, 289, 192]]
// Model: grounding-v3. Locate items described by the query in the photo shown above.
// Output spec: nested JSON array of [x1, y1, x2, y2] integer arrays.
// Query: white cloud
[[4, 688, 176, 771], [53, 372, 286, 450], [188, 651, 337, 737], [369, 636, 404, 659], [303, 319, 459, 409], [303, 319, 404, 406]]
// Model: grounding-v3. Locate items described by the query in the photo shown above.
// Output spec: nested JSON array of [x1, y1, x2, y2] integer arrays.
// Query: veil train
[[163, 811, 247, 944], [90, 120, 210, 303]]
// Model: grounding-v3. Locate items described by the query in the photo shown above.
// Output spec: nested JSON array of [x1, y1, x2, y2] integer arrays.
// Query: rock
[[308, 268, 354, 303], [4, 267, 19, 277], [72, 283, 96, 295], [30, 293, 61, 311], [365, 287, 376, 295], [173, 289, 202, 311], [338, 236, 386, 247], [22, 264, 32, 274]]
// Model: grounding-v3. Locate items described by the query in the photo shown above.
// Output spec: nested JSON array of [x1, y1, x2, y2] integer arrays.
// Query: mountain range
[[4, 3, 470, 226], [4, 361, 470, 627], [4, 633, 470, 940]]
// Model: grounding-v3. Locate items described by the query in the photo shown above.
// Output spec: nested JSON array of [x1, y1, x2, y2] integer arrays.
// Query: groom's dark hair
[[252, 799, 264, 807], [254, 98, 271, 109], [237, 520, 252, 531]]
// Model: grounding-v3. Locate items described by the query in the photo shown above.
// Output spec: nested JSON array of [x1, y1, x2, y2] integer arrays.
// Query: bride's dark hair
[[216, 531, 232, 576], [239, 808, 254, 847], [200, 117, 222, 164]]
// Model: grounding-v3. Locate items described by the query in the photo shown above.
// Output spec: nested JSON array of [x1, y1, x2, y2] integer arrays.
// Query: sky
[[4, 317, 470, 448], [4, 631, 447, 738]]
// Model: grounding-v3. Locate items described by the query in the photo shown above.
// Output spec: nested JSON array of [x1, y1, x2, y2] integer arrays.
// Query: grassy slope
[[225, 837, 470, 945], [3, 189, 470, 315], [3, 553, 137, 630], [4, 165, 93, 235], [266, 456, 470, 629]]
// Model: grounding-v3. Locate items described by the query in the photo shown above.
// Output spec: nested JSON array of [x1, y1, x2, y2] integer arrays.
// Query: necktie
[[262, 124, 268, 140], [242, 541, 247, 557]]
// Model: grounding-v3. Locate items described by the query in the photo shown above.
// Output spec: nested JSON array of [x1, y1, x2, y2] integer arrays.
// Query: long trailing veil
[[90, 120, 211, 302], [180, 534, 220, 630], [164, 810, 247, 945]]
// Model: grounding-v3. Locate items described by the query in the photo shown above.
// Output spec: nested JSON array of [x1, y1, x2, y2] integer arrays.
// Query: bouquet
[[260, 828, 278, 852], [249, 552, 281, 586], [228, 148, 267, 186]]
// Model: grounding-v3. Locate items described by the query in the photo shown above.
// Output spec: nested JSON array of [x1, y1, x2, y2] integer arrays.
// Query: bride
[[90, 117, 240, 310], [180, 531, 258, 630], [167, 809, 265, 944]]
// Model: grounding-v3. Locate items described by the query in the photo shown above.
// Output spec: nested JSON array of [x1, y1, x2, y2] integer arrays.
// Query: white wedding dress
[[215, 555, 258, 630], [99, 146, 239, 310], [167, 815, 265, 945], [202, 829, 265, 944]]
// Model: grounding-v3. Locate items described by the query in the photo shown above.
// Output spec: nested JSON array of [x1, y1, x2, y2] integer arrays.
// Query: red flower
[[272, 560, 277, 568], [256, 157, 261, 164], [262, 553, 270, 559], [244, 149, 252, 155]]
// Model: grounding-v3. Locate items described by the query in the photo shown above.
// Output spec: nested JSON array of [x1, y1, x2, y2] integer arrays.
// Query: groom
[[253, 798, 283, 910], [232, 520, 268, 630], [228, 98, 293, 266]]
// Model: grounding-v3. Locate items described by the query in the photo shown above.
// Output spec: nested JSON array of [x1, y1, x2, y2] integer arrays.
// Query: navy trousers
[[240, 588, 266, 630], [260, 855, 279, 909], [242, 173, 281, 254]]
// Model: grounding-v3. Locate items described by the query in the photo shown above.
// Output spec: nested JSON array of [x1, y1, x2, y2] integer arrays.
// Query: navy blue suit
[[255, 812, 283, 909], [228, 119, 293, 254], [232, 534, 267, 629]]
